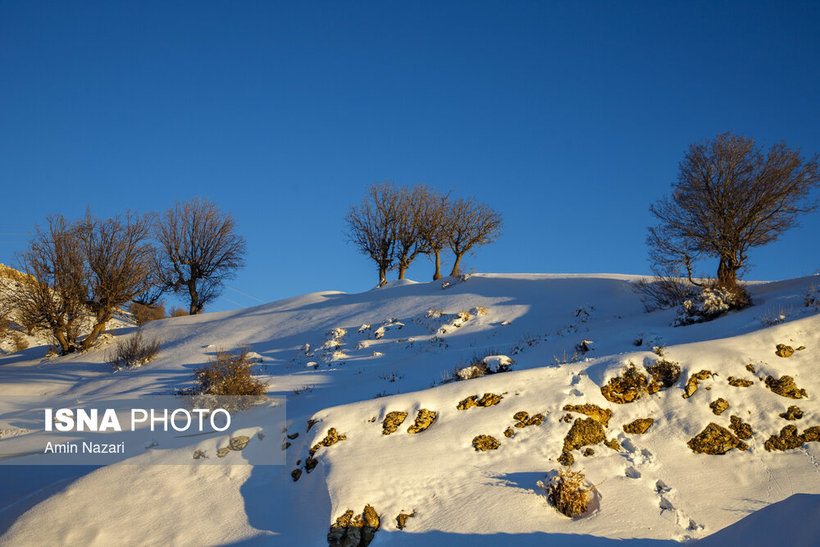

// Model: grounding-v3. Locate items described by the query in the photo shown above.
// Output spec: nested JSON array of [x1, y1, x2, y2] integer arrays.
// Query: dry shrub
[[645, 358, 681, 388], [546, 468, 591, 518], [106, 330, 160, 370], [194, 347, 267, 395], [129, 301, 167, 325], [169, 307, 189, 318], [634, 276, 695, 311]]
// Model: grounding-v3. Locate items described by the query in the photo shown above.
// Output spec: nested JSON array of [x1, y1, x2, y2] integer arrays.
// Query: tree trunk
[[53, 329, 72, 355], [188, 282, 200, 315], [378, 266, 387, 287], [398, 263, 408, 279], [432, 249, 442, 280], [81, 321, 107, 350], [717, 256, 739, 288], [449, 253, 464, 277]]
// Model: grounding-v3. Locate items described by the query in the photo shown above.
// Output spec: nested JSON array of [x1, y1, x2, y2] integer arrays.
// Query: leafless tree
[[13, 216, 86, 352], [446, 198, 503, 276], [418, 189, 452, 280], [394, 185, 434, 279], [77, 211, 154, 349], [345, 182, 403, 286], [154, 198, 246, 314], [12, 212, 154, 353], [649, 132, 819, 289]]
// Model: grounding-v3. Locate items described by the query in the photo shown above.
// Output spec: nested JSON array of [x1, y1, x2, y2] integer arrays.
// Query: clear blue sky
[[1, 1, 818, 312]]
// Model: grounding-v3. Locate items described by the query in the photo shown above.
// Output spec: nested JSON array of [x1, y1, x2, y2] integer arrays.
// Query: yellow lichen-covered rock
[[709, 398, 729, 415], [729, 415, 753, 440], [623, 418, 654, 434], [562, 403, 612, 426], [775, 344, 794, 358], [601, 364, 660, 404], [765, 375, 808, 399], [407, 409, 437, 434], [382, 411, 408, 435], [780, 406, 803, 420], [727, 376, 754, 387], [764, 425, 820, 451], [687, 423, 748, 454], [472, 434, 501, 451], [683, 370, 713, 399]]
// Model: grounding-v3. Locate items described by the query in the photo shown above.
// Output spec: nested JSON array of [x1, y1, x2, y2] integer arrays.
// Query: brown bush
[[129, 301, 166, 325], [194, 347, 267, 396], [106, 330, 160, 370], [169, 307, 188, 318]]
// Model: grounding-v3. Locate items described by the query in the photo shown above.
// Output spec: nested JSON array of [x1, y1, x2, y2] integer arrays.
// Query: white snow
[[1, 272, 819, 545]]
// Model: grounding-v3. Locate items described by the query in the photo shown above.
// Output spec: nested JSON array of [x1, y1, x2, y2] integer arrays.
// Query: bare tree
[[12, 213, 155, 354], [14, 216, 88, 353], [345, 182, 403, 286], [446, 198, 503, 276], [394, 185, 434, 279], [418, 189, 451, 280], [155, 198, 246, 314], [77, 211, 154, 349], [649, 132, 819, 289]]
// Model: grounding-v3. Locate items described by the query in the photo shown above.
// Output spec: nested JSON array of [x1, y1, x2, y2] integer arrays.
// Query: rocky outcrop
[[601, 364, 660, 404], [683, 370, 713, 399], [687, 423, 748, 454], [382, 411, 407, 435], [472, 435, 501, 451], [328, 505, 380, 547], [623, 418, 654, 434], [311, 428, 347, 456], [513, 411, 545, 427], [729, 415, 753, 440], [780, 406, 803, 420], [709, 398, 729, 415], [562, 404, 612, 426], [765, 375, 808, 399], [727, 376, 754, 387], [407, 409, 437, 434], [764, 425, 820, 451]]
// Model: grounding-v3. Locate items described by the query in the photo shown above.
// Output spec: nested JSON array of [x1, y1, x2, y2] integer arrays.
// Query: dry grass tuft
[[106, 330, 160, 370], [546, 468, 591, 518]]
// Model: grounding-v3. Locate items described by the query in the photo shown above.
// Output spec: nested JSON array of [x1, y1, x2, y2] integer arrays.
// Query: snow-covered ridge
[[0, 273, 818, 545]]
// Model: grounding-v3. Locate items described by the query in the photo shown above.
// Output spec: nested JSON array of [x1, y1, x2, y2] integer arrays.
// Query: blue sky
[[1, 1, 818, 312]]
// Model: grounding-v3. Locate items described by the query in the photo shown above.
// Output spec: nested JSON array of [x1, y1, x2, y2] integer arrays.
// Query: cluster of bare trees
[[643, 132, 819, 306], [346, 182, 503, 286], [10, 198, 245, 354]]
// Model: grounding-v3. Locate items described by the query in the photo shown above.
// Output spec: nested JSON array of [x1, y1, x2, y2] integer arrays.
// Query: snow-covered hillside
[[1, 273, 819, 545]]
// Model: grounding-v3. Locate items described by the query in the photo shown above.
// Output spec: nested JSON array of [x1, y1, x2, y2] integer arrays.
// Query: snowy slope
[[0, 273, 819, 545]]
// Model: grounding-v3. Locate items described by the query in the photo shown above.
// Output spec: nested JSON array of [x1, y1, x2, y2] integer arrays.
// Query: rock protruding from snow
[[710, 398, 729, 415], [687, 423, 748, 454], [381, 411, 408, 435], [562, 404, 612, 427], [601, 364, 660, 404], [327, 504, 380, 547], [457, 392, 503, 410], [763, 425, 820, 452], [780, 406, 804, 420], [472, 434, 501, 451], [764, 375, 808, 399], [407, 409, 437, 434], [623, 418, 654, 434], [683, 370, 713, 399]]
